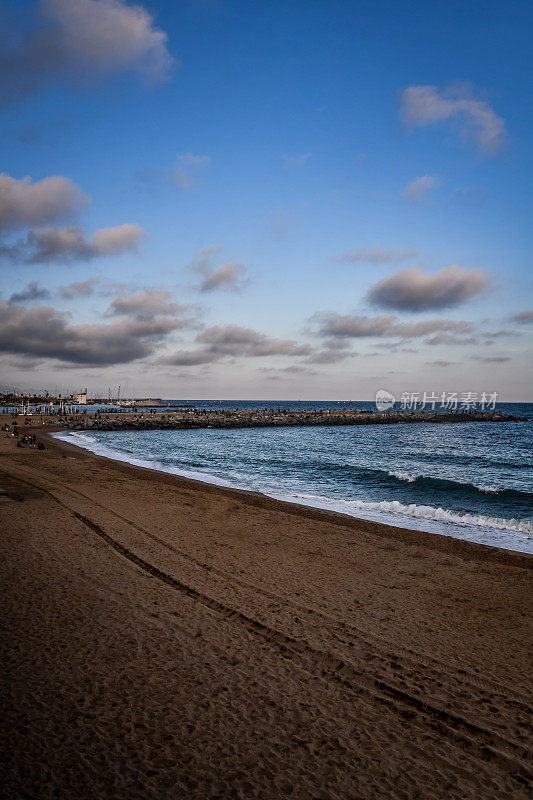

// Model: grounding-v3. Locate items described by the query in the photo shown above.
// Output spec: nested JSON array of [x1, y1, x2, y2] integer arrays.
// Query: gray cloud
[[375, 343, 419, 354], [197, 325, 311, 357], [304, 336, 355, 364], [187, 245, 221, 272], [402, 175, 440, 203], [0, 172, 88, 234], [510, 310, 533, 324], [312, 312, 472, 340], [425, 333, 477, 346], [426, 360, 457, 367], [0, 299, 186, 365], [160, 349, 217, 367], [322, 337, 352, 350], [162, 324, 311, 366], [280, 365, 316, 374], [107, 290, 189, 320], [0, 0, 173, 107], [248, 340, 311, 357], [9, 281, 51, 304], [368, 265, 488, 312], [187, 246, 250, 293], [400, 84, 506, 155], [306, 349, 353, 364], [482, 329, 516, 339], [6, 356, 43, 370], [472, 355, 511, 364], [260, 365, 318, 376], [4, 223, 147, 263], [200, 263, 249, 293], [335, 246, 419, 264], [58, 277, 100, 299]]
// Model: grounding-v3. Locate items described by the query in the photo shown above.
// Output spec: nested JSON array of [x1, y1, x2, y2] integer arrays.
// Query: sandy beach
[[1, 426, 531, 799]]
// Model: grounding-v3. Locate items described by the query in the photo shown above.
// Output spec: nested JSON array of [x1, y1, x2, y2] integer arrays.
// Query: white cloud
[[92, 223, 147, 254], [0, 0, 173, 106], [400, 84, 506, 155], [402, 175, 440, 203], [46, 0, 172, 79]]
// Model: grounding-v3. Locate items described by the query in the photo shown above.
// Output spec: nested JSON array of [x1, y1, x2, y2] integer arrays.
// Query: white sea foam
[[388, 470, 418, 483], [387, 468, 506, 495], [299, 495, 531, 535], [68, 432, 98, 444]]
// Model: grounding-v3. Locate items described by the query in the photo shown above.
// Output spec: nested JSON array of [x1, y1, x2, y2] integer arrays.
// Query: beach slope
[[1, 433, 531, 799]]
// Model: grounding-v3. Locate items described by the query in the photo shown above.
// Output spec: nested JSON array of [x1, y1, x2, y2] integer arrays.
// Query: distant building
[[72, 389, 87, 405]]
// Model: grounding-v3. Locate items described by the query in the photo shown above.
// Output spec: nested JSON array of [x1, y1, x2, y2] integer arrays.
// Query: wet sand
[[1, 428, 531, 799]]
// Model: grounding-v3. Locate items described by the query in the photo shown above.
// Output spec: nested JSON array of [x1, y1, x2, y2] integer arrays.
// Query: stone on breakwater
[[57, 408, 523, 434]]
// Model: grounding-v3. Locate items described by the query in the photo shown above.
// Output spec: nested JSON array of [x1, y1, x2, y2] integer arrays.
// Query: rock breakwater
[[57, 408, 523, 432]]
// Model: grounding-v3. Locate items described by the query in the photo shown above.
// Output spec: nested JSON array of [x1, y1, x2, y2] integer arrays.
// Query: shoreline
[[1, 422, 532, 798], [51, 427, 533, 557], [45, 429, 531, 567]]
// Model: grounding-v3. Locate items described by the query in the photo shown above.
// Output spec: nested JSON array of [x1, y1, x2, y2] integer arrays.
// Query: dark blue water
[[55, 401, 533, 553]]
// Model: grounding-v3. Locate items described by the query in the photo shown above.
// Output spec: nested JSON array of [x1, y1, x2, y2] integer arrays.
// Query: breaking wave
[[288, 495, 532, 535], [384, 469, 523, 500]]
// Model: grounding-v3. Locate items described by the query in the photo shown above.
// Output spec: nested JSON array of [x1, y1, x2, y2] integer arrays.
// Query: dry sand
[[0, 426, 531, 799]]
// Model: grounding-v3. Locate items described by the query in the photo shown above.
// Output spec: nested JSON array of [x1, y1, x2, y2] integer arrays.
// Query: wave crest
[[384, 469, 521, 498], [290, 494, 532, 535]]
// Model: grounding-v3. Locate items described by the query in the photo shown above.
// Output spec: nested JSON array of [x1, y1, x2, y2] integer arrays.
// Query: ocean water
[[54, 401, 533, 554]]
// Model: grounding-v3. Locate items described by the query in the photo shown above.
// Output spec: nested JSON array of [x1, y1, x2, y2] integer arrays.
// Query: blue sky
[[1, 0, 531, 399]]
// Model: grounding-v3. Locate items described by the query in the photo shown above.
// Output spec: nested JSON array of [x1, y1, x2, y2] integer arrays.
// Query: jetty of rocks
[[57, 408, 523, 432]]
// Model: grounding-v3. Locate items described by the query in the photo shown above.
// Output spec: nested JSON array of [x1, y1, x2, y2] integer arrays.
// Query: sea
[[52, 400, 533, 554]]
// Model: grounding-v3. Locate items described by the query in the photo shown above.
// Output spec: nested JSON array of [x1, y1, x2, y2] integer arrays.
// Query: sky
[[1, 0, 532, 400]]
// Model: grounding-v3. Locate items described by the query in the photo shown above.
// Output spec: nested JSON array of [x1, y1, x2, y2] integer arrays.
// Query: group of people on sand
[[18, 433, 33, 446], [2, 422, 17, 437], [2, 423, 46, 450]]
